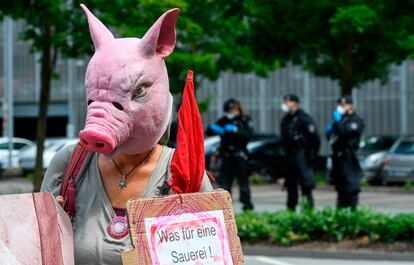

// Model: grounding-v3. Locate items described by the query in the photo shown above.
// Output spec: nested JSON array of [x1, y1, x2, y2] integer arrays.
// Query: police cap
[[283, 94, 300, 103], [223, 98, 237, 112], [337, 96, 353, 105]]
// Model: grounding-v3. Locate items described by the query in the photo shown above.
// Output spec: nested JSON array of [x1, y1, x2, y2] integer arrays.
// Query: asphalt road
[[232, 184, 414, 214], [245, 256, 414, 265], [0, 177, 33, 195], [1, 178, 413, 214]]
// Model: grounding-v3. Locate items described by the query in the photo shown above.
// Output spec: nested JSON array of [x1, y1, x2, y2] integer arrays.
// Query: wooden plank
[[121, 249, 138, 265], [33, 193, 64, 265], [124, 189, 243, 265], [0, 193, 42, 264], [0, 192, 74, 265]]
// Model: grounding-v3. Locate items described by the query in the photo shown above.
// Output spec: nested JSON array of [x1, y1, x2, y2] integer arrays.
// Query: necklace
[[112, 148, 153, 189]]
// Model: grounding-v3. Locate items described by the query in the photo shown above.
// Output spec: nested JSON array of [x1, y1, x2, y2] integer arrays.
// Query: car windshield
[[392, 140, 414, 154], [19, 141, 55, 154], [0, 142, 28, 150], [247, 141, 267, 152], [204, 136, 220, 147], [0, 143, 12, 150], [359, 137, 395, 152]]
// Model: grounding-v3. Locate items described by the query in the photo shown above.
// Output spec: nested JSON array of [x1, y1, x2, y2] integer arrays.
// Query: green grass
[[403, 181, 413, 190], [25, 172, 34, 181]]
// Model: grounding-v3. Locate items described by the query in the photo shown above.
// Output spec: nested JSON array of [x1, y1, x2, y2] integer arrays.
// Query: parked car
[[0, 137, 34, 169], [358, 136, 397, 184], [19, 138, 78, 173], [207, 134, 288, 182], [326, 136, 397, 185], [382, 136, 414, 184], [245, 135, 287, 182], [204, 136, 221, 170]]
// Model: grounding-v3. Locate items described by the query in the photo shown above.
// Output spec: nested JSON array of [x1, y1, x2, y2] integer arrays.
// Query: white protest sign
[[144, 210, 233, 265]]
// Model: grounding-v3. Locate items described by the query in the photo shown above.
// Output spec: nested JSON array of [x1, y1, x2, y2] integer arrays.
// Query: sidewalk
[[243, 245, 414, 262], [0, 177, 33, 195], [231, 184, 414, 214], [1, 178, 413, 214]]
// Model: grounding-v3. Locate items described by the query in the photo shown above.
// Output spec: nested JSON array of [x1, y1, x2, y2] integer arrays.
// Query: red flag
[[170, 70, 205, 194]]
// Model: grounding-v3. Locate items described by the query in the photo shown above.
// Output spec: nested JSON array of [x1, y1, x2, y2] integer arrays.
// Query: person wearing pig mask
[[41, 5, 212, 265]]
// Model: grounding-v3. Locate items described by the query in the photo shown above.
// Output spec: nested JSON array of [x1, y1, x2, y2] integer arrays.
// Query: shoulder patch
[[248, 119, 253, 127], [308, 124, 316, 133], [350, 122, 358, 130]]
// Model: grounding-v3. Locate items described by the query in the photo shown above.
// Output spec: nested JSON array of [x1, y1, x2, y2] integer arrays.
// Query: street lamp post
[[3, 17, 14, 169], [399, 61, 408, 135], [67, 59, 75, 138]]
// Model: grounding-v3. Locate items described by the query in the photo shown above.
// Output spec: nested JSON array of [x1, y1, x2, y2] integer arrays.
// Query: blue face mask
[[281, 103, 290, 113], [226, 113, 236, 119], [336, 105, 346, 115]]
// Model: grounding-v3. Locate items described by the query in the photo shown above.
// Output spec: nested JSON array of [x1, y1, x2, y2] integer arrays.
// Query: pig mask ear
[[80, 4, 114, 50], [140, 8, 180, 58]]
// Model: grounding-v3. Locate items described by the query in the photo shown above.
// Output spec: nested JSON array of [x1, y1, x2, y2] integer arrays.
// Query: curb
[[316, 186, 414, 194], [242, 244, 414, 261], [249, 183, 414, 194]]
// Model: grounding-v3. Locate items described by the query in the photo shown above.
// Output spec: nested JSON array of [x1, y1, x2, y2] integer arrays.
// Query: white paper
[[144, 210, 233, 265]]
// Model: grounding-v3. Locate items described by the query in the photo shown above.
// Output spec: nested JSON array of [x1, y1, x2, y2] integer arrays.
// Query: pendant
[[118, 177, 127, 189], [107, 216, 129, 239]]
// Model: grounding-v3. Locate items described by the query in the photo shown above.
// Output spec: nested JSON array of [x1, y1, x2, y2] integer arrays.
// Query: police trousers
[[219, 153, 254, 211], [331, 149, 362, 209], [285, 151, 315, 211]]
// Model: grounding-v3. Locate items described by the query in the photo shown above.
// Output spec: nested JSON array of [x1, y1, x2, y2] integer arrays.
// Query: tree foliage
[[1, 0, 80, 192], [0, 0, 257, 190], [1, 0, 261, 92], [66, 0, 259, 92], [244, 0, 414, 95]]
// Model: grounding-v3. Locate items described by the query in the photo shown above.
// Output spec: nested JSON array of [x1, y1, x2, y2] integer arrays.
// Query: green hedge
[[235, 208, 414, 245]]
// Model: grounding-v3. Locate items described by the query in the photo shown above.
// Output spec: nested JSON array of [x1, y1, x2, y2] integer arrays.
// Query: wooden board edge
[[121, 249, 138, 265]]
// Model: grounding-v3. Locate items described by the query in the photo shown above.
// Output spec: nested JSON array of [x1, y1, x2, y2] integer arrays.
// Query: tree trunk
[[33, 25, 54, 192], [340, 35, 354, 96]]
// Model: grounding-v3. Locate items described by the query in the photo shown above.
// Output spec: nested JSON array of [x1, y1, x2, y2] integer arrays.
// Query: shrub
[[235, 208, 414, 245], [236, 211, 271, 243]]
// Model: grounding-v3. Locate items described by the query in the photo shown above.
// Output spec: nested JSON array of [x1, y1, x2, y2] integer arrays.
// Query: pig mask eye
[[132, 84, 149, 100]]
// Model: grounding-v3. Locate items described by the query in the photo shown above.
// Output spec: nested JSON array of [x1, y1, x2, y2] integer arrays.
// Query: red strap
[[60, 143, 90, 218], [206, 170, 216, 183]]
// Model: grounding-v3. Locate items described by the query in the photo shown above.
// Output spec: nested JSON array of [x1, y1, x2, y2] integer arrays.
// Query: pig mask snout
[[80, 130, 115, 154], [79, 101, 131, 155]]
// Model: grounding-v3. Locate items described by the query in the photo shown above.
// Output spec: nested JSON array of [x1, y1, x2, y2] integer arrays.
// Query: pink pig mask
[[79, 4, 179, 156]]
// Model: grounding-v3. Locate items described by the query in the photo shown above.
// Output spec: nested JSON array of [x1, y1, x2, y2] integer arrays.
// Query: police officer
[[326, 96, 364, 209], [280, 94, 320, 211], [207, 99, 254, 211]]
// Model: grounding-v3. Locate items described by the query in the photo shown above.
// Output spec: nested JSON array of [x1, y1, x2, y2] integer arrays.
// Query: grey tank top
[[41, 144, 213, 265]]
